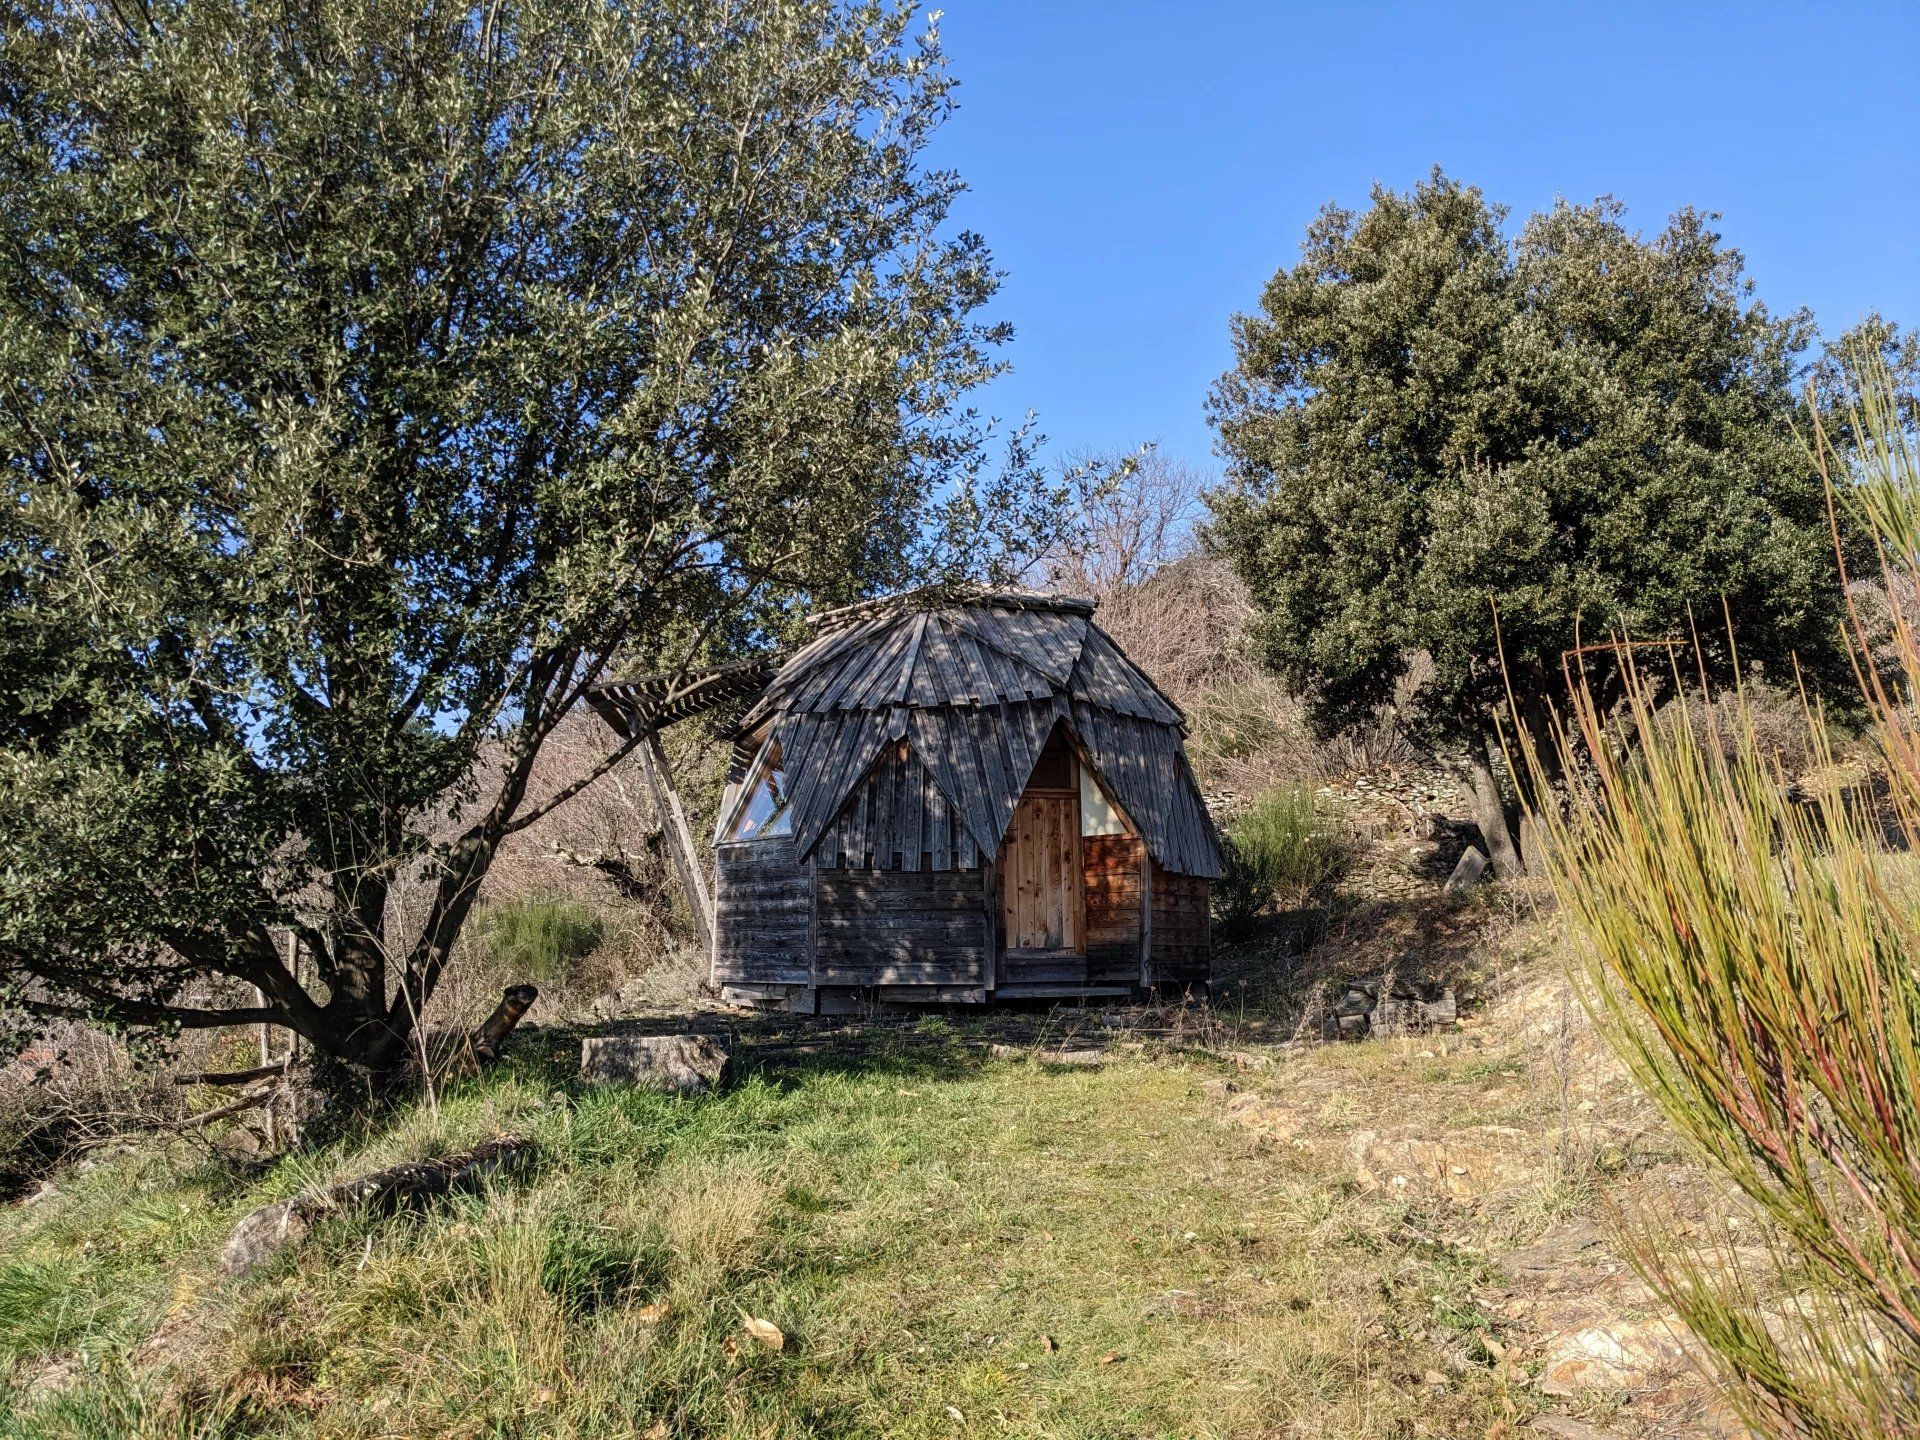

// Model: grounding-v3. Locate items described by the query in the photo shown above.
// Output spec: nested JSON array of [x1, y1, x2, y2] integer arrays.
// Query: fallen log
[[178, 1083, 280, 1130], [220, 1135, 536, 1277], [172, 1059, 290, 1088]]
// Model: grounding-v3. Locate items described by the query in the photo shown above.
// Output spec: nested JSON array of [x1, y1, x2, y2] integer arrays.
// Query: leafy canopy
[[0, 0, 1060, 1064], [1206, 169, 1852, 750]]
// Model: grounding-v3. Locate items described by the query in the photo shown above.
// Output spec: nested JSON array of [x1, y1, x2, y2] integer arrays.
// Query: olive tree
[[0, 0, 1063, 1067]]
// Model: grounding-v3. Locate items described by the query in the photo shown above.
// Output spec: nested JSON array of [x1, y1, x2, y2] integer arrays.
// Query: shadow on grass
[[1210, 887, 1506, 1035]]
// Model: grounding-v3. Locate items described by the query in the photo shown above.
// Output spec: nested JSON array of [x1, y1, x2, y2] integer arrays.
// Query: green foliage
[[0, 0, 1078, 1066], [1213, 786, 1348, 933], [1535, 363, 1920, 1435], [1207, 168, 1864, 753], [471, 897, 605, 984]]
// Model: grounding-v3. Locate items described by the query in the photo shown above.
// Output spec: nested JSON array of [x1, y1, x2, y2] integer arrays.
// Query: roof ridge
[[810, 585, 1096, 633]]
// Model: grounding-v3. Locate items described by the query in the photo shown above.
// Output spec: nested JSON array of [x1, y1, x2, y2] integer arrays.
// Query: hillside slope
[[1, 912, 1740, 1440]]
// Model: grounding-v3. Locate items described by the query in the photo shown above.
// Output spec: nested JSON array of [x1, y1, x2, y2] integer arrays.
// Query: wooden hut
[[587, 591, 1221, 1012]]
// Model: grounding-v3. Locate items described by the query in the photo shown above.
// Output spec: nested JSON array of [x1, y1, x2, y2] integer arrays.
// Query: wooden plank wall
[[814, 867, 989, 987], [1146, 860, 1210, 993], [713, 840, 813, 987], [1083, 833, 1145, 988], [814, 740, 980, 873]]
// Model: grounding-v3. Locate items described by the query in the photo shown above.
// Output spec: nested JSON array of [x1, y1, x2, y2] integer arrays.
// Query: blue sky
[[930, 1, 1920, 479]]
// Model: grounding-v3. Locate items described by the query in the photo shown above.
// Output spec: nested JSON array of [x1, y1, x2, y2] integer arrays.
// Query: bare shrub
[[1094, 552, 1412, 797], [1035, 449, 1205, 598]]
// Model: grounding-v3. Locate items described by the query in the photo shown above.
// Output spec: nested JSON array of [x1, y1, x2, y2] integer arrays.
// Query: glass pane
[[725, 741, 791, 841], [1080, 765, 1128, 836]]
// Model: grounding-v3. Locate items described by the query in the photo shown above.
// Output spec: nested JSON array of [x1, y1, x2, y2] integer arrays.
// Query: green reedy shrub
[[1213, 786, 1349, 935], [1533, 362, 1920, 1437], [470, 895, 605, 983]]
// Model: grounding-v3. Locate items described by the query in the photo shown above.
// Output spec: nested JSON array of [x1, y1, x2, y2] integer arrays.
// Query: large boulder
[[579, 1033, 730, 1094]]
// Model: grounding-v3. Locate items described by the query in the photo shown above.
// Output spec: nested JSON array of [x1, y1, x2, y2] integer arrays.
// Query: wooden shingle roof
[[747, 593, 1221, 877]]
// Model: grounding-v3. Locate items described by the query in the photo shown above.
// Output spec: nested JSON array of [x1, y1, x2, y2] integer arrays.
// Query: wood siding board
[[928, 776, 950, 871], [813, 615, 899, 712], [947, 616, 1009, 699], [834, 616, 908, 712], [997, 703, 1040, 799], [890, 612, 931, 707], [1079, 628, 1173, 723], [936, 710, 992, 851], [991, 609, 1077, 685], [969, 708, 1018, 851], [924, 619, 966, 706], [911, 710, 993, 857], [714, 842, 813, 986], [810, 617, 894, 712], [812, 869, 988, 985], [763, 617, 879, 720], [866, 616, 929, 711], [794, 710, 891, 862], [902, 758, 925, 871], [943, 626, 992, 706], [988, 609, 1068, 695], [914, 616, 961, 708], [1088, 619, 1185, 725], [879, 743, 903, 866]]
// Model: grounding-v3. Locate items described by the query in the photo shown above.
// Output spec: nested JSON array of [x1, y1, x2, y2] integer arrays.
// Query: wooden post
[[635, 727, 714, 959], [255, 980, 274, 1149], [1139, 854, 1154, 993]]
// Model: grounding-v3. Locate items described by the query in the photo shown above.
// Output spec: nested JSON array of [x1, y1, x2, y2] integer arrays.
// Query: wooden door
[[1002, 793, 1082, 953]]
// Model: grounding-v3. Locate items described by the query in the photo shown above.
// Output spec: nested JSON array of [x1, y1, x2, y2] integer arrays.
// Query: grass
[[470, 896, 606, 983], [0, 1026, 1552, 1439]]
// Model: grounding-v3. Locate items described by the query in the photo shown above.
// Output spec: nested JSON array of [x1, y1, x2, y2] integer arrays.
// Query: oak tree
[[1207, 170, 1851, 873]]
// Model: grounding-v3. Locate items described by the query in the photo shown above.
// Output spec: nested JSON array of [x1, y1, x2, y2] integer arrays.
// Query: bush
[[1534, 362, 1920, 1437], [1213, 786, 1348, 935], [470, 896, 605, 983]]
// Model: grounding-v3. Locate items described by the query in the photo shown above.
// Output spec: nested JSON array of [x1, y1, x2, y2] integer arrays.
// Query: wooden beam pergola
[[584, 656, 781, 961]]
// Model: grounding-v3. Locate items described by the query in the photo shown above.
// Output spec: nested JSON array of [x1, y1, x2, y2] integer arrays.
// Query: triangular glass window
[[724, 738, 792, 842]]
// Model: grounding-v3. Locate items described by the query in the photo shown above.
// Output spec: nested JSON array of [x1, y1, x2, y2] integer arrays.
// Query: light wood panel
[[1002, 792, 1082, 953]]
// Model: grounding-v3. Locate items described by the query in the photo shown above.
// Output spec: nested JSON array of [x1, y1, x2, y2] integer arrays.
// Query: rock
[[1371, 987, 1457, 1036], [579, 1033, 730, 1093], [1539, 1316, 1690, 1396], [222, 1197, 319, 1277], [1496, 1219, 1607, 1288], [1326, 974, 1459, 1039], [1200, 1077, 1240, 1100], [1528, 1416, 1614, 1439], [1444, 846, 1489, 895], [1224, 1091, 1302, 1141]]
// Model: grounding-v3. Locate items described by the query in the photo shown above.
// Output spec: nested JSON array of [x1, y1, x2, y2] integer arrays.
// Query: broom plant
[[1531, 360, 1920, 1437]]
